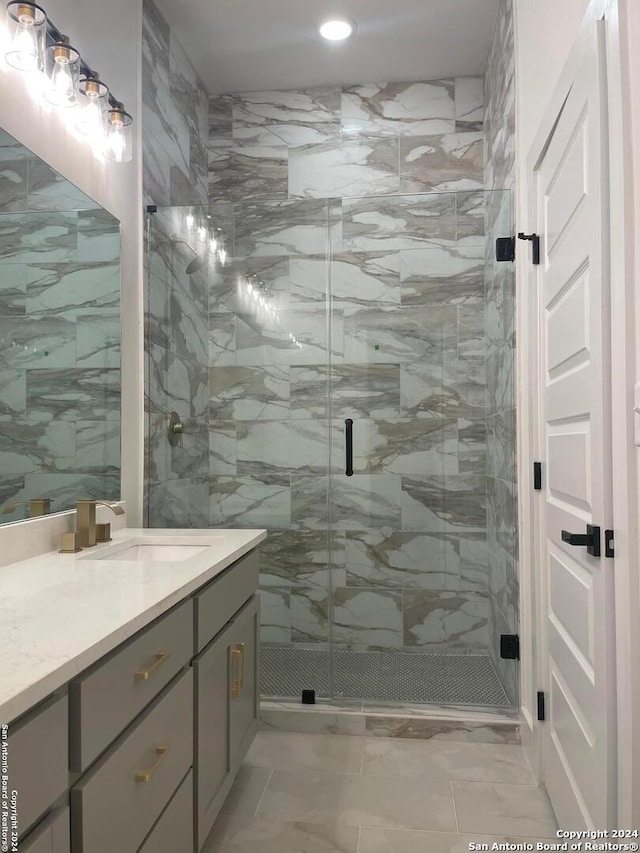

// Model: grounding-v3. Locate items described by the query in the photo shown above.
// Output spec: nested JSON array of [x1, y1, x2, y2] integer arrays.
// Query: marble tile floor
[[261, 646, 510, 707], [202, 730, 558, 853]]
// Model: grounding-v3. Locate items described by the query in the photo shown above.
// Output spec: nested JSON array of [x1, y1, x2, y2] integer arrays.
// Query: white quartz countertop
[[0, 527, 266, 725]]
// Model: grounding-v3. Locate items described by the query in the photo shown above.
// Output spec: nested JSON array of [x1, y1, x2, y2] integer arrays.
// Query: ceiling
[[154, 0, 501, 94]]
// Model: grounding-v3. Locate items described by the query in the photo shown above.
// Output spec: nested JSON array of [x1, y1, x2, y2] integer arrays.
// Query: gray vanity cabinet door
[[193, 595, 260, 850], [8, 694, 68, 840], [20, 807, 70, 853], [193, 622, 233, 849], [229, 596, 260, 773], [138, 770, 193, 853]]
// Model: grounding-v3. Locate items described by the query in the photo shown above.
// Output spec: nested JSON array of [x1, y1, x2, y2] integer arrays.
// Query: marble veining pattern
[[143, 71, 518, 694], [0, 135, 121, 518]]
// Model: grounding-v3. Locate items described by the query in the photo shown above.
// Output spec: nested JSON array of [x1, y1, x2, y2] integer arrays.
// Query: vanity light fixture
[[318, 16, 356, 41], [103, 101, 133, 163], [4, 1, 46, 70], [43, 34, 79, 107], [76, 71, 108, 138], [3, 0, 133, 164]]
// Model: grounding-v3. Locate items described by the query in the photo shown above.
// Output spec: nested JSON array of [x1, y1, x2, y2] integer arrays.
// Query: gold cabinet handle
[[135, 651, 171, 681], [230, 647, 242, 698], [237, 642, 245, 689], [135, 745, 169, 783]]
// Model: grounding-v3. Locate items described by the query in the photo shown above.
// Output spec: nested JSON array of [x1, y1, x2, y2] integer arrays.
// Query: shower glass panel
[[145, 188, 517, 710], [325, 190, 515, 708]]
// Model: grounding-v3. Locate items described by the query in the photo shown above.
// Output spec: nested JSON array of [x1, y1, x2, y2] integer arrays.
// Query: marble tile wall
[[209, 78, 485, 203], [484, 0, 518, 704], [0, 130, 121, 521], [142, 0, 209, 207], [205, 77, 500, 669], [142, 0, 211, 526]]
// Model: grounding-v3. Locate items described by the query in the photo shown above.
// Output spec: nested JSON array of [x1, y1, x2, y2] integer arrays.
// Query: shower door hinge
[[517, 232, 541, 264], [605, 529, 615, 558], [537, 691, 546, 721], [500, 634, 520, 660], [146, 204, 157, 214], [533, 461, 542, 490], [495, 236, 516, 262]]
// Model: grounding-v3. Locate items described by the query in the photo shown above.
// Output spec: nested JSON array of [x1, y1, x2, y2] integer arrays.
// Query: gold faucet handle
[[59, 532, 82, 554], [96, 523, 112, 543]]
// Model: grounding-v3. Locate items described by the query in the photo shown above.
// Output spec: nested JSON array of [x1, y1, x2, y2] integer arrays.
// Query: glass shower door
[[327, 191, 515, 707]]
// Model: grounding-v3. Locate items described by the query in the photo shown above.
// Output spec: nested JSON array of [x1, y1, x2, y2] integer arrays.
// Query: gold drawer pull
[[237, 642, 245, 689], [135, 651, 171, 681], [135, 744, 169, 783], [230, 646, 242, 698]]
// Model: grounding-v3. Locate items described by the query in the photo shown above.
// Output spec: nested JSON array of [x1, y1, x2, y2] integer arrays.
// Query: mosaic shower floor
[[261, 647, 511, 707]]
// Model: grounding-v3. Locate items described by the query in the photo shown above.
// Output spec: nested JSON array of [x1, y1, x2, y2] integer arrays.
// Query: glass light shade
[[103, 102, 132, 163], [76, 75, 109, 138], [44, 38, 80, 107], [5, 2, 46, 71]]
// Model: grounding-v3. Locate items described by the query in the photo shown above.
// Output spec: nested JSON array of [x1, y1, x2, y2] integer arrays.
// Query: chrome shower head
[[185, 252, 210, 275], [169, 235, 210, 275]]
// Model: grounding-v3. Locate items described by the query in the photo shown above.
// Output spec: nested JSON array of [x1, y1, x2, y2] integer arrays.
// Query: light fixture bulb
[[319, 17, 355, 41], [103, 102, 133, 163], [44, 38, 80, 107], [76, 75, 109, 139], [5, 2, 46, 71]]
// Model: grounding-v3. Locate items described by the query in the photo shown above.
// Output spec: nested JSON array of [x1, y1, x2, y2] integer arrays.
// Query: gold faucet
[[59, 500, 125, 553], [2, 498, 52, 518]]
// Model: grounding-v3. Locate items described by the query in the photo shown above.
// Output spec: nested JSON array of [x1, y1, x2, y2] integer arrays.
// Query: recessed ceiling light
[[319, 17, 356, 41]]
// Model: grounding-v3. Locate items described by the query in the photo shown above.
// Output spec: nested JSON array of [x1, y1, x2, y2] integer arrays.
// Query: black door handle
[[561, 524, 601, 557], [345, 419, 353, 477]]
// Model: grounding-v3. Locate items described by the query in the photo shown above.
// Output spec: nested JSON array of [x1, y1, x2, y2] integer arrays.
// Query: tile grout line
[[252, 768, 274, 818], [450, 779, 460, 833]]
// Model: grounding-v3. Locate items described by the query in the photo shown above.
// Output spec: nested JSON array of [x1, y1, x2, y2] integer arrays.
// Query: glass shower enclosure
[[146, 188, 516, 709]]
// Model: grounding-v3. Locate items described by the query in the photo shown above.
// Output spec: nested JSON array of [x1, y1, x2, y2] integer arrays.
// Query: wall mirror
[[0, 126, 121, 524]]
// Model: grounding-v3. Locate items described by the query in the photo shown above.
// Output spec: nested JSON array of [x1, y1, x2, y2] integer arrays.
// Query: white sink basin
[[100, 544, 209, 562], [86, 536, 224, 563]]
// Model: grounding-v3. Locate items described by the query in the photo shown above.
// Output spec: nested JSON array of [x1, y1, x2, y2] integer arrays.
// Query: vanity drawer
[[20, 806, 70, 853], [195, 549, 259, 651], [71, 669, 193, 853], [70, 600, 193, 771], [138, 770, 193, 853], [8, 694, 68, 838]]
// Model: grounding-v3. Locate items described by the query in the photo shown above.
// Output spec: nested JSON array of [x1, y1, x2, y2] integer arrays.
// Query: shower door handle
[[345, 419, 353, 477]]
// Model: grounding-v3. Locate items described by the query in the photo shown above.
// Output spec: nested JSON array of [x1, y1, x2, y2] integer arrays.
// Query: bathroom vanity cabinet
[[4, 543, 261, 853]]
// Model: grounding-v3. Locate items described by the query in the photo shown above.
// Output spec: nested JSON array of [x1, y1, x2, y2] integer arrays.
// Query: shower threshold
[[261, 646, 511, 708]]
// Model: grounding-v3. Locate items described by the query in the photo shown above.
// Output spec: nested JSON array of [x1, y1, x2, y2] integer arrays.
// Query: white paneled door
[[534, 18, 615, 829]]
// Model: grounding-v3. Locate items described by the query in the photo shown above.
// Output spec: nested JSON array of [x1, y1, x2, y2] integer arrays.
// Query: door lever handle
[[561, 524, 601, 557]]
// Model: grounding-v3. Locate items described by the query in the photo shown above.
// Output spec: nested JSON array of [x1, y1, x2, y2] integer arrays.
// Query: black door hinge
[[496, 236, 516, 262], [533, 461, 542, 490], [537, 691, 546, 721], [500, 634, 520, 660], [518, 232, 540, 265], [146, 204, 157, 214], [605, 530, 615, 558]]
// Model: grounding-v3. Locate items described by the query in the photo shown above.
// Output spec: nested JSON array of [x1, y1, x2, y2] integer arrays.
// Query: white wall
[[0, 0, 145, 538]]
